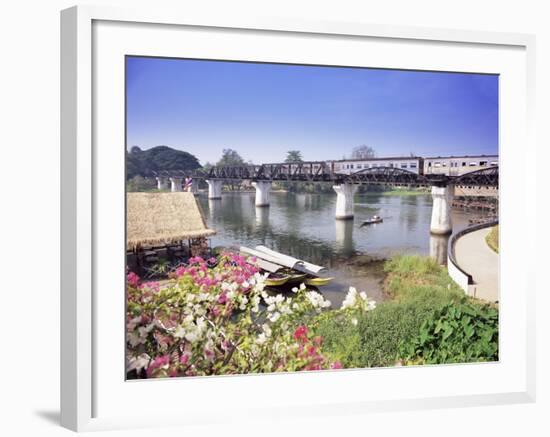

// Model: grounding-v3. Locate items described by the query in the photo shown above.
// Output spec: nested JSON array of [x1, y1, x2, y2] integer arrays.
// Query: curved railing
[[447, 219, 499, 294]]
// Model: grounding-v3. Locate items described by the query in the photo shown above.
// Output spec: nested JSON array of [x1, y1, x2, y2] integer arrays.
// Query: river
[[197, 191, 490, 307]]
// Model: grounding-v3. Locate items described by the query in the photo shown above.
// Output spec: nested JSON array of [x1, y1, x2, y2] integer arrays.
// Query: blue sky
[[126, 56, 498, 165]]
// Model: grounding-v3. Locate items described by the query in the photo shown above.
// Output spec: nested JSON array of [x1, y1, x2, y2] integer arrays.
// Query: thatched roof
[[127, 192, 215, 249]]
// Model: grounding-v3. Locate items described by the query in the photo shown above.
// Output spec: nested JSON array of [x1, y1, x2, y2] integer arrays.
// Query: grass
[[485, 225, 499, 253], [314, 255, 465, 368], [382, 188, 430, 196]]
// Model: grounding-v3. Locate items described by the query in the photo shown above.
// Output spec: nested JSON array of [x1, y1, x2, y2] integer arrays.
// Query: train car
[[423, 155, 499, 176], [328, 156, 424, 175]]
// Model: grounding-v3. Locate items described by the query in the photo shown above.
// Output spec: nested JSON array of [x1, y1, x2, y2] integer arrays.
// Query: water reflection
[[429, 234, 450, 265], [255, 206, 269, 227], [208, 199, 221, 219], [335, 219, 355, 256]]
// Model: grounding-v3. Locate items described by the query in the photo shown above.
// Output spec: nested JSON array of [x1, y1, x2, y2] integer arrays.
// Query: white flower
[[351, 318, 358, 326], [184, 330, 199, 343], [262, 323, 272, 337], [173, 325, 186, 338], [305, 290, 331, 308], [341, 287, 358, 309], [256, 333, 267, 345], [359, 291, 368, 301], [127, 332, 143, 347], [126, 353, 150, 372], [268, 311, 281, 322]]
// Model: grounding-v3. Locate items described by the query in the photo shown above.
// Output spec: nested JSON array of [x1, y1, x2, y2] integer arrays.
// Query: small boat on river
[[361, 215, 383, 226]]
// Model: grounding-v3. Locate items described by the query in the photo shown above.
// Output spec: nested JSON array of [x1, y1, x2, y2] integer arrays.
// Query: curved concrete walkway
[[454, 227, 499, 302]]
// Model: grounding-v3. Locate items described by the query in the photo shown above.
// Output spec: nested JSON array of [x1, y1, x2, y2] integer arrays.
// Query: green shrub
[[315, 298, 447, 368], [314, 255, 492, 368], [486, 225, 499, 253], [399, 301, 499, 364]]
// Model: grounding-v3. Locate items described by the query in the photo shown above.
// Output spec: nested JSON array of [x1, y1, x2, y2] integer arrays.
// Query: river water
[[197, 191, 489, 307]]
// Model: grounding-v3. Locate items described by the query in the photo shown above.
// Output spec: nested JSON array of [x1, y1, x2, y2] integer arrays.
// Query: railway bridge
[[152, 162, 498, 235]]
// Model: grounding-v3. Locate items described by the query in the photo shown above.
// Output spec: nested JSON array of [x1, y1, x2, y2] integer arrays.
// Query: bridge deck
[[152, 164, 499, 188]]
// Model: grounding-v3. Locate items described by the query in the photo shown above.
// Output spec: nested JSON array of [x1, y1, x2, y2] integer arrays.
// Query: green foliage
[[486, 225, 499, 253], [126, 175, 157, 192], [217, 148, 245, 166], [399, 301, 499, 364], [313, 255, 496, 368], [383, 255, 464, 305], [126, 145, 201, 180], [285, 150, 303, 162], [350, 144, 376, 159], [314, 299, 440, 368]]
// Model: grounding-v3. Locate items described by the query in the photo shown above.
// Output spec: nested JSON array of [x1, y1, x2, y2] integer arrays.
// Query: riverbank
[[382, 188, 430, 196], [313, 255, 498, 367]]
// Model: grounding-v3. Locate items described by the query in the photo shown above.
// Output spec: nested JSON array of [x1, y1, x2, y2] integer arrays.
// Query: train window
[[479, 161, 487, 166], [490, 161, 498, 166], [469, 162, 478, 166], [357, 164, 362, 169], [400, 163, 407, 168], [428, 162, 432, 167], [410, 163, 417, 168], [462, 162, 467, 166], [434, 162, 441, 167]]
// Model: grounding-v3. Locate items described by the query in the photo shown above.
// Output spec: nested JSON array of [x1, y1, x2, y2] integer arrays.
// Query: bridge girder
[[150, 163, 499, 189]]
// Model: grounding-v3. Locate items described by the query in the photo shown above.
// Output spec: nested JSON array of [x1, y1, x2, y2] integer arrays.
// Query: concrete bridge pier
[[206, 179, 223, 199], [169, 177, 182, 192], [430, 233, 450, 265], [186, 182, 199, 194], [156, 177, 168, 191], [430, 185, 454, 234], [252, 181, 272, 207], [333, 183, 358, 220]]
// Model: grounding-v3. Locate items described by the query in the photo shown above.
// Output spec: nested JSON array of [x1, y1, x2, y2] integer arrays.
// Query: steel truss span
[[151, 162, 499, 188]]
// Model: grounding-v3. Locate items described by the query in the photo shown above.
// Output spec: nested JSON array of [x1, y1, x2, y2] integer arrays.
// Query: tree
[[285, 150, 303, 163], [126, 145, 201, 180], [217, 148, 245, 166], [351, 145, 376, 160]]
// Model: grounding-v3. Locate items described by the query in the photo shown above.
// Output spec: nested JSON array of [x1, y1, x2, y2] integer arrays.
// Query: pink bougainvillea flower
[[217, 292, 228, 305], [180, 353, 190, 365], [127, 272, 140, 287], [293, 325, 308, 343], [146, 354, 170, 377], [331, 361, 343, 370]]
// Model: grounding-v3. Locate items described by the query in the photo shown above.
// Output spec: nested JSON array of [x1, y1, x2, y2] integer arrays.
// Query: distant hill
[[126, 145, 201, 180]]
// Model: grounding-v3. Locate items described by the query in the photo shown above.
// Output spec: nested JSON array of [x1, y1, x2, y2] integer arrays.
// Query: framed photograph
[[61, 5, 536, 432]]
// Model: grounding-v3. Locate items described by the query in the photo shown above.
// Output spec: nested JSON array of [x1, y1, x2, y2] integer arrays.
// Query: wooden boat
[[286, 273, 307, 285], [265, 274, 290, 287], [305, 277, 334, 287], [361, 215, 383, 226]]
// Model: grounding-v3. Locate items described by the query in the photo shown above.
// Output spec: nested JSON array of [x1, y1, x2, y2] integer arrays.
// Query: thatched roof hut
[[127, 192, 215, 249]]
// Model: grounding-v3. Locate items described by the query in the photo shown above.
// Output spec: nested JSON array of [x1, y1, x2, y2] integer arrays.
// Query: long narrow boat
[[265, 274, 290, 287], [305, 277, 334, 287], [286, 273, 307, 285]]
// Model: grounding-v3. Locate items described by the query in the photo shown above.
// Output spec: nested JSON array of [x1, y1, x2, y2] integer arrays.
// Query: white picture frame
[[60, 5, 536, 432]]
